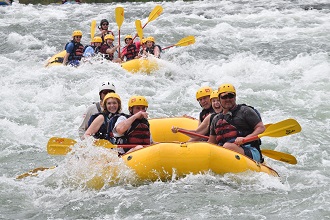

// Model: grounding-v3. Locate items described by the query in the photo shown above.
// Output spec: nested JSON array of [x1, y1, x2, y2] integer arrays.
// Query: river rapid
[[1, 0, 330, 219]]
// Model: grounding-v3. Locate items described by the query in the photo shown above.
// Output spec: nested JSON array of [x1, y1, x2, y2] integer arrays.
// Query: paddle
[[135, 19, 143, 40], [261, 149, 297, 165], [143, 5, 163, 28], [16, 166, 57, 179], [132, 5, 163, 41], [115, 6, 124, 58], [162, 36, 196, 50], [90, 20, 96, 41], [47, 137, 136, 156]]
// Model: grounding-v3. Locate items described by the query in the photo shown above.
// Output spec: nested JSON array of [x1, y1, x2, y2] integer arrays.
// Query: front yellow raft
[[45, 50, 66, 67], [121, 57, 159, 74], [122, 142, 279, 181]]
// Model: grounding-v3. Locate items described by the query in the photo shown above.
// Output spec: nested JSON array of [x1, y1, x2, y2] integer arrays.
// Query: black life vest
[[65, 40, 84, 61], [199, 106, 215, 123], [87, 112, 111, 140], [126, 118, 151, 146], [145, 44, 162, 58], [107, 113, 130, 145], [214, 104, 262, 149]]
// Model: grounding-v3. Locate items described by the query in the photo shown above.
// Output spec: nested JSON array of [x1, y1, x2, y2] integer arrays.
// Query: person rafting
[[84, 92, 122, 140], [120, 35, 140, 61], [62, 30, 84, 66], [96, 19, 114, 44], [140, 36, 161, 58], [172, 90, 222, 141], [83, 36, 102, 58], [110, 95, 153, 154], [78, 81, 116, 140], [99, 34, 121, 63], [195, 86, 215, 124], [208, 83, 266, 162]]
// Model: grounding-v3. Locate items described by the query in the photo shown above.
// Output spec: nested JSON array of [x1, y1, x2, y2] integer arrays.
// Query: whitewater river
[[1, 0, 329, 219]]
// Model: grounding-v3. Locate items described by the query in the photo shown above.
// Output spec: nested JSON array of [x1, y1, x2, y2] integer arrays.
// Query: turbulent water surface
[[1, 0, 330, 219]]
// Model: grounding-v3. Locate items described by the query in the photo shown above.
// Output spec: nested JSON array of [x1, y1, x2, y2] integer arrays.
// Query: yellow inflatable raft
[[45, 51, 159, 74], [121, 142, 279, 182], [121, 58, 159, 74]]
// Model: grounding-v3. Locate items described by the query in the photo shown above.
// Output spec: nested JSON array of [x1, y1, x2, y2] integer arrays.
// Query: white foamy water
[[1, 1, 330, 219]]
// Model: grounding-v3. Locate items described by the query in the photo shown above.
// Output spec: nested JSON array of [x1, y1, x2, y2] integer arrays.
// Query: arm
[[83, 114, 104, 139], [188, 114, 211, 141], [153, 46, 160, 58], [62, 52, 70, 65], [115, 111, 148, 135], [207, 135, 216, 144]]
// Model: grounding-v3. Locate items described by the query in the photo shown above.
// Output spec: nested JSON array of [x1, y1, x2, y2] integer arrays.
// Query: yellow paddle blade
[[115, 7, 124, 28], [94, 139, 117, 149], [135, 19, 143, 40], [90, 20, 96, 41], [260, 118, 301, 138], [175, 36, 196, 47], [47, 137, 77, 155], [148, 5, 163, 23], [262, 149, 297, 165], [16, 166, 56, 179]]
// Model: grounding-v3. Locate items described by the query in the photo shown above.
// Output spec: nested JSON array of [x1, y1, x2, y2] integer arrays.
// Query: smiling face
[[105, 97, 120, 114], [197, 95, 212, 110], [211, 97, 222, 113], [219, 92, 236, 111]]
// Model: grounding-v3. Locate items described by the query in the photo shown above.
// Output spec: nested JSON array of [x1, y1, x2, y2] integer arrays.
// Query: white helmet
[[99, 81, 116, 94]]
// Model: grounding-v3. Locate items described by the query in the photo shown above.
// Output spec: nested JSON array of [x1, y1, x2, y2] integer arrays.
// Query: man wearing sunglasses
[[208, 83, 266, 162], [78, 81, 116, 140], [62, 30, 84, 66], [96, 19, 114, 44]]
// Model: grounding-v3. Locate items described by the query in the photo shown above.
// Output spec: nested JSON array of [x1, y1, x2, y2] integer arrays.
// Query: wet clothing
[[65, 40, 84, 62], [145, 44, 162, 58], [199, 106, 214, 123], [210, 104, 263, 162], [83, 45, 100, 57], [100, 43, 116, 61], [122, 43, 139, 61]]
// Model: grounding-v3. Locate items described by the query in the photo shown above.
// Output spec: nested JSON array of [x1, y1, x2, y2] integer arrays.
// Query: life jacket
[[145, 44, 162, 58], [65, 40, 84, 61], [83, 45, 100, 55], [123, 44, 139, 61], [199, 106, 214, 123], [100, 43, 115, 61], [107, 113, 130, 145], [87, 112, 111, 140], [126, 118, 151, 146], [214, 104, 262, 149], [206, 112, 218, 137]]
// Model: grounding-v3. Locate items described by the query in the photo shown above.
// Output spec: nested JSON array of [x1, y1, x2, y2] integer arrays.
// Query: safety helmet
[[92, 36, 102, 43], [146, 36, 155, 43], [100, 19, 109, 26], [104, 34, 114, 41], [128, 95, 148, 108], [72, 30, 82, 37], [125, 35, 133, 40], [218, 83, 236, 94], [210, 90, 219, 100], [196, 86, 213, 100], [103, 93, 121, 107], [99, 81, 116, 94], [141, 38, 147, 44]]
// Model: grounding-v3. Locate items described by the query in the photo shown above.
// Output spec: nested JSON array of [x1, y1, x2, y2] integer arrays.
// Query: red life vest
[[214, 118, 238, 145], [123, 44, 139, 61], [126, 118, 151, 145]]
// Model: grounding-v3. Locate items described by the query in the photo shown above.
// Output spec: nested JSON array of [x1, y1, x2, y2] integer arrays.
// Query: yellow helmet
[[218, 83, 236, 94], [72, 30, 82, 37], [141, 38, 147, 44], [104, 34, 114, 41], [128, 95, 148, 108], [103, 93, 121, 106], [92, 36, 102, 43], [125, 35, 133, 40], [196, 86, 213, 100], [210, 90, 219, 100], [146, 36, 155, 43]]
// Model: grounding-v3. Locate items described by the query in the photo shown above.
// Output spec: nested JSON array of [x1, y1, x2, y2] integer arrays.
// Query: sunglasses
[[220, 93, 235, 100], [102, 90, 114, 94], [75, 36, 82, 39], [102, 23, 109, 26]]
